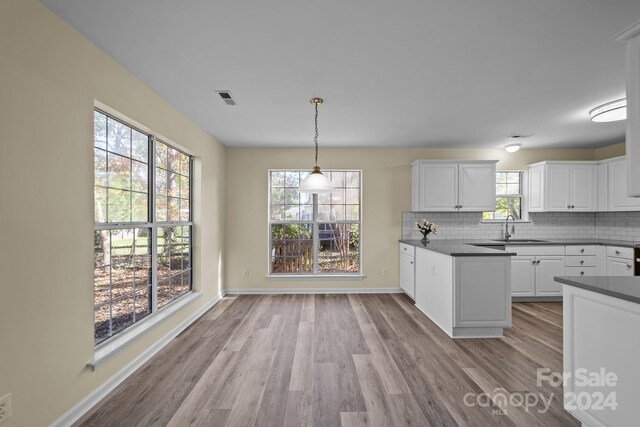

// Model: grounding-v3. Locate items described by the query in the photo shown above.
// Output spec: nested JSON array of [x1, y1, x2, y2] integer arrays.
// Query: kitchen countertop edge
[[554, 276, 640, 305]]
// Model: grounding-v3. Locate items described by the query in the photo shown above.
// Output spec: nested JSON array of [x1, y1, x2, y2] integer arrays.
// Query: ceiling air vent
[[216, 90, 236, 105], [508, 134, 532, 139]]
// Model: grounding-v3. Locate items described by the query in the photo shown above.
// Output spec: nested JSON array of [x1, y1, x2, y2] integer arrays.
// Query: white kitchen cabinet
[[615, 19, 640, 196], [510, 256, 535, 296], [399, 243, 415, 299], [411, 160, 497, 212], [527, 162, 596, 212], [605, 245, 634, 276], [535, 256, 565, 295], [606, 258, 634, 276], [414, 247, 511, 338], [597, 162, 609, 211], [607, 157, 640, 211], [507, 245, 565, 297]]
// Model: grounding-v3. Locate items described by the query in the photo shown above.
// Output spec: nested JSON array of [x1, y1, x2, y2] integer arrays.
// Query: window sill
[[267, 274, 366, 281], [481, 220, 531, 224], [90, 291, 202, 370]]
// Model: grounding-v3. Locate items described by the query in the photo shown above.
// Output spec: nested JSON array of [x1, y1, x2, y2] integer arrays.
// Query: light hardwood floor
[[76, 295, 579, 426]]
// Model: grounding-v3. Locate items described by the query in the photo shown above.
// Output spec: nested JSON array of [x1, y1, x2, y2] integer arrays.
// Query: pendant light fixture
[[298, 97, 334, 193], [590, 98, 627, 122]]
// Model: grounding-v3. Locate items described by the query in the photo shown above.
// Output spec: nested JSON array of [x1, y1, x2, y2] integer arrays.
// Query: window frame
[[482, 170, 529, 222], [267, 169, 363, 278], [93, 108, 194, 348]]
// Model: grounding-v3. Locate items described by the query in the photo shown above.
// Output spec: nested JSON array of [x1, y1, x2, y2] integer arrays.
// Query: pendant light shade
[[298, 166, 333, 193], [298, 98, 333, 194]]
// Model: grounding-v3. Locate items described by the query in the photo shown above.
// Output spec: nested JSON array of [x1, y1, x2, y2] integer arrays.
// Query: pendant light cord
[[314, 101, 319, 167]]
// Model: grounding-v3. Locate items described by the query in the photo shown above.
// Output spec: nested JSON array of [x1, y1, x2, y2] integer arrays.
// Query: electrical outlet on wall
[[242, 270, 249, 279], [0, 393, 12, 425], [381, 267, 389, 277]]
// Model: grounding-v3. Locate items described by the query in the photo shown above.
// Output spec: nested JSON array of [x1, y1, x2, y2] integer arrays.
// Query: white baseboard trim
[[50, 293, 225, 427], [225, 287, 404, 295]]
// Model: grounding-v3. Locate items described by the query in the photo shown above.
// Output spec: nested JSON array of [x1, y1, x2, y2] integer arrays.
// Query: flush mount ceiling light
[[504, 143, 522, 153], [590, 98, 627, 122], [298, 98, 333, 194]]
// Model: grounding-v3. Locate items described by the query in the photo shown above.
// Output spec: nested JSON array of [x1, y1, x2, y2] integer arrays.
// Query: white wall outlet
[[381, 267, 389, 277], [0, 393, 12, 425], [242, 270, 249, 279]]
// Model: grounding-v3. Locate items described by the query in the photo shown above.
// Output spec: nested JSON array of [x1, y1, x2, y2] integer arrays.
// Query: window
[[483, 171, 522, 220], [93, 110, 192, 345], [269, 170, 361, 275]]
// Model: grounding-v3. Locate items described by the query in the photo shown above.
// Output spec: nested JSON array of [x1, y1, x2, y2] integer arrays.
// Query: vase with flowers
[[416, 219, 438, 244]]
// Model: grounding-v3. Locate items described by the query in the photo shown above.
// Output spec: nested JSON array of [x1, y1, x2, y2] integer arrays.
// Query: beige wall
[[0, 1, 225, 426], [225, 145, 617, 291]]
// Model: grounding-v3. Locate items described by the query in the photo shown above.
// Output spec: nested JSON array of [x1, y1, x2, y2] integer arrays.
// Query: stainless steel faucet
[[504, 214, 516, 240]]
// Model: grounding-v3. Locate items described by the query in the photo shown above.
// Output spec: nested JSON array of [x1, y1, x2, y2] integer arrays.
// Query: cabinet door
[[535, 256, 565, 296], [597, 162, 608, 211], [528, 165, 545, 212], [399, 254, 415, 299], [546, 165, 571, 211], [458, 163, 496, 211], [417, 163, 458, 211], [606, 258, 634, 276], [608, 157, 640, 211], [511, 256, 535, 296], [570, 165, 596, 211]]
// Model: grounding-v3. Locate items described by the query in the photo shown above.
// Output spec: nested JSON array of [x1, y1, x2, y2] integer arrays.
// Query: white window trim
[[93, 105, 194, 349], [267, 169, 363, 278], [481, 170, 530, 223], [90, 291, 201, 369]]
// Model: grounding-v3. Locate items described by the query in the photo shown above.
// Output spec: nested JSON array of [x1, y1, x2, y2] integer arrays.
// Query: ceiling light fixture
[[298, 98, 333, 194], [590, 98, 627, 122], [504, 143, 521, 153]]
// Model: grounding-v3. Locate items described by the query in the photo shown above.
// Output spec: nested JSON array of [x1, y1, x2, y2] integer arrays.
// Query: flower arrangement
[[416, 219, 438, 242]]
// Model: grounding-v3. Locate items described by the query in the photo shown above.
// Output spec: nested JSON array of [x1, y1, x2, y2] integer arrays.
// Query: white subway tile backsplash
[[402, 211, 640, 243]]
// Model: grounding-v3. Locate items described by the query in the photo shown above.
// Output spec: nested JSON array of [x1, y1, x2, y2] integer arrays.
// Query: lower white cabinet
[[606, 258, 634, 276], [399, 243, 415, 298], [606, 245, 635, 276], [414, 247, 511, 338], [507, 246, 565, 297]]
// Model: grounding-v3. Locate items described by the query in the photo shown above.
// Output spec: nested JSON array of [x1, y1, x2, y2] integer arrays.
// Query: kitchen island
[[554, 275, 640, 427], [400, 240, 515, 338]]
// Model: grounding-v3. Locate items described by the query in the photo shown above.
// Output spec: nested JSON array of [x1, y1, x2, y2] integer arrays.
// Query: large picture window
[[93, 110, 192, 345], [269, 170, 361, 275]]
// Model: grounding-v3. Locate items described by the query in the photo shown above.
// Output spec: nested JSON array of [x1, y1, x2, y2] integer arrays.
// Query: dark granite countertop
[[400, 238, 639, 257], [554, 276, 640, 305], [399, 239, 516, 256]]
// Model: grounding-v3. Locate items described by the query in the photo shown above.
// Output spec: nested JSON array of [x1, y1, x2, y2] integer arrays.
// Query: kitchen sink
[[491, 239, 549, 243]]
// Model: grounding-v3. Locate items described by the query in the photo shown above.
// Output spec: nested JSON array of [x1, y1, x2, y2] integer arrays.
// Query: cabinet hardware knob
[[571, 205, 575, 209], [532, 261, 536, 265], [537, 260, 541, 264], [581, 271, 584, 275], [627, 264, 632, 269], [616, 250, 621, 255], [410, 261, 414, 265], [567, 205, 571, 209], [459, 205, 462, 209], [580, 260, 584, 265], [580, 249, 584, 253]]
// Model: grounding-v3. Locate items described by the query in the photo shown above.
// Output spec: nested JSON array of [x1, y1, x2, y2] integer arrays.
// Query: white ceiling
[[40, 0, 640, 149]]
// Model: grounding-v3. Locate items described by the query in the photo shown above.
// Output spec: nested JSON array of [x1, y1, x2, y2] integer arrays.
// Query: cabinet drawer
[[505, 245, 565, 256], [565, 267, 597, 276], [565, 256, 596, 267], [565, 245, 596, 256], [606, 246, 633, 260], [400, 243, 415, 257]]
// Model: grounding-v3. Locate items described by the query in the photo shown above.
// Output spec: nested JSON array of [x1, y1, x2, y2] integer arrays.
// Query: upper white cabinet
[[606, 157, 640, 211], [411, 160, 497, 212], [615, 20, 640, 196], [528, 162, 596, 212]]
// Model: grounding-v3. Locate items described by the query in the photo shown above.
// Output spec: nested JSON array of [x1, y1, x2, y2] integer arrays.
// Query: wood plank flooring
[[76, 295, 579, 426]]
